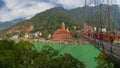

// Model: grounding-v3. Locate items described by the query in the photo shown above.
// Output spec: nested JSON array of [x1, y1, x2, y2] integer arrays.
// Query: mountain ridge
[[0, 18, 26, 30], [2, 4, 120, 37]]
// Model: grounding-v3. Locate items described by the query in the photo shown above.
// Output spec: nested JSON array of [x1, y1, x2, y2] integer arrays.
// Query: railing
[[82, 36, 120, 64]]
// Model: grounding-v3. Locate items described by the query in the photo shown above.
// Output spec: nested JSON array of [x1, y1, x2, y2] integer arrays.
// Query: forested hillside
[[5, 4, 120, 36]]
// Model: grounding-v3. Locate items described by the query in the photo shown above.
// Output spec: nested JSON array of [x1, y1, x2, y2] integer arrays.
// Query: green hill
[[29, 7, 79, 33], [4, 4, 120, 37], [5, 7, 80, 37]]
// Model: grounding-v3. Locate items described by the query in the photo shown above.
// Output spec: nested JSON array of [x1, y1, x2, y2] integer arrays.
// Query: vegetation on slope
[[95, 52, 120, 68], [29, 7, 79, 33], [0, 40, 86, 68], [4, 5, 120, 38]]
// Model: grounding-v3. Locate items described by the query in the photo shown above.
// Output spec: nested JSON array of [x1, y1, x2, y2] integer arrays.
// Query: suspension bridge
[[80, 0, 120, 64]]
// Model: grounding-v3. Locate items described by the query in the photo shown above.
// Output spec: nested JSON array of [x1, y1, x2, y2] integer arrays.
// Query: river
[[33, 42, 100, 68]]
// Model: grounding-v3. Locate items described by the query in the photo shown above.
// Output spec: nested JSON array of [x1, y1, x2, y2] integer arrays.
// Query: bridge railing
[[82, 35, 120, 64]]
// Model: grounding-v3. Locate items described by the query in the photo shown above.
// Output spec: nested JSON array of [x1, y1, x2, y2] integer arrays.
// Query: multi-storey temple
[[52, 22, 73, 41]]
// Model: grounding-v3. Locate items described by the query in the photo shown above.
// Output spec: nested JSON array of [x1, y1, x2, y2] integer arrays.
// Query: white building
[[102, 28, 107, 33], [11, 35, 19, 39]]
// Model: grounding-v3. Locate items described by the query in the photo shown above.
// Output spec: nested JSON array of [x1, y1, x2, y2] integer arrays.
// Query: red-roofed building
[[52, 22, 74, 41]]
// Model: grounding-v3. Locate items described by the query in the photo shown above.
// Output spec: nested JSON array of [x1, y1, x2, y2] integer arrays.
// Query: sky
[[0, 0, 119, 22]]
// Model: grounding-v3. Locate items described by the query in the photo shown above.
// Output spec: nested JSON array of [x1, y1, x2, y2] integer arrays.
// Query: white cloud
[[117, 0, 120, 5], [54, 0, 92, 9], [0, 0, 119, 22], [0, 0, 55, 22]]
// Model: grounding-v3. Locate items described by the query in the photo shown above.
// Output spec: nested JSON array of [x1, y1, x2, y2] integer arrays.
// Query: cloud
[[118, 0, 120, 5], [0, 0, 55, 22], [0, 0, 119, 22], [55, 0, 85, 9], [51, 0, 93, 9]]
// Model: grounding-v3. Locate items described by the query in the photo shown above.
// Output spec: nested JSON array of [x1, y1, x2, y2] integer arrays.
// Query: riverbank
[[12, 37, 90, 45]]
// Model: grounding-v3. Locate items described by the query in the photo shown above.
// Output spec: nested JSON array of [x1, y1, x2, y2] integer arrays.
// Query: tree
[[70, 30, 78, 38], [95, 52, 115, 68], [34, 46, 86, 68], [41, 29, 48, 38], [0, 40, 15, 68], [14, 40, 35, 68], [0, 40, 86, 68]]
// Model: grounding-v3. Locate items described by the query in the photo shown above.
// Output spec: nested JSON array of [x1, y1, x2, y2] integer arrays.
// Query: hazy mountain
[[0, 18, 26, 30], [69, 4, 120, 28]]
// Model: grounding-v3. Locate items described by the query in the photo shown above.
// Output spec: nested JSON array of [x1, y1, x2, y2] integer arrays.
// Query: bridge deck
[[82, 36, 120, 64]]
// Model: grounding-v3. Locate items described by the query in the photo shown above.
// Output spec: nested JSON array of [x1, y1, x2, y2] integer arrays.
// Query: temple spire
[[61, 22, 65, 30]]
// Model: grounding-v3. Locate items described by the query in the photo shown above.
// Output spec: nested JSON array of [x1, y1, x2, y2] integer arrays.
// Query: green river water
[[33, 42, 100, 68]]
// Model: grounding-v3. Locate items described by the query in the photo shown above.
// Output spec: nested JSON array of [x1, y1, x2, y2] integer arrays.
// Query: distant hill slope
[[4, 4, 120, 36], [0, 18, 26, 30]]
